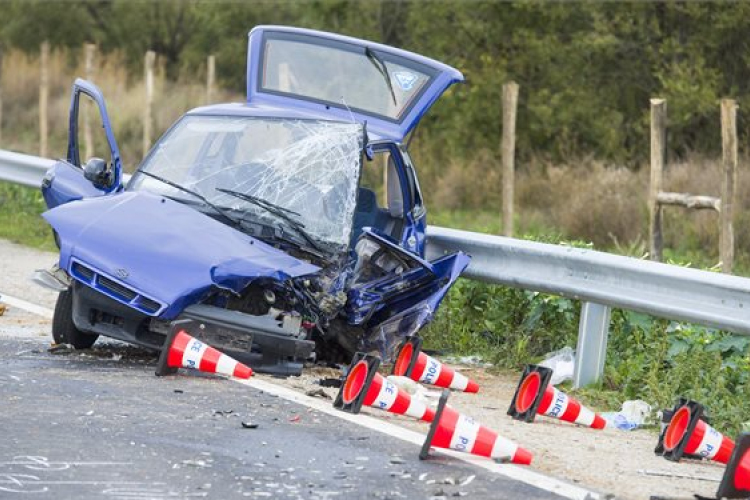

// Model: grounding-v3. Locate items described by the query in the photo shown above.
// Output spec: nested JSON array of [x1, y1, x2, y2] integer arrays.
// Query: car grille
[[72, 261, 95, 282], [69, 259, 165, 317], [98, 275, 138, 302]]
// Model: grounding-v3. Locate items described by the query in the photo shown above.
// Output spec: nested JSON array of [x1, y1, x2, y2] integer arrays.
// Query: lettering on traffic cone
[[155, 324, 253, 379], [507, 364, 606, 429], [334, 352, 435, 423], [663, 400, 734, 464], [714, 433, 750, 499], [420, 390, 533, 465], [392, 337, 479, 393]]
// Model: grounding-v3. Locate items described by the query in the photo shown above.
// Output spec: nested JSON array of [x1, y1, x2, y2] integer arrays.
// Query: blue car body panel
[[43, 191, 320, 319], [42, 160, 110, 209], [358, 250, 471, 359], [246, 25, 464, 142]]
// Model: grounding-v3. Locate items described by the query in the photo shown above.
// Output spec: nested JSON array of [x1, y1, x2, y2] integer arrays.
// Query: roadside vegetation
[[1, 1, 750, 434]]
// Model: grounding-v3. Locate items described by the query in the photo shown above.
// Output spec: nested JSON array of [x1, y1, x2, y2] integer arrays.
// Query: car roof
[[185, 102, 394, 142]]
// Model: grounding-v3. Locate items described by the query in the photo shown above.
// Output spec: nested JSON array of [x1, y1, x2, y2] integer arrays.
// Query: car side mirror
[[83, 157, 112, 188]]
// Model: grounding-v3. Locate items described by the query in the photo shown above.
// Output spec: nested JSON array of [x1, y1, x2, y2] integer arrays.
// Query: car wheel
[[52, 288, 99, 349]]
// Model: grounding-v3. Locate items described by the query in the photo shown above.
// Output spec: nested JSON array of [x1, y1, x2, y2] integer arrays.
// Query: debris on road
[[317, 378, 341, 388], [48, 343, 75, 354], [241, 421, 259, 429], [539, 346, 576, 385], [638, 469, 721, 482], [0, 303, 7, 316], [305, 388, 331, 400]]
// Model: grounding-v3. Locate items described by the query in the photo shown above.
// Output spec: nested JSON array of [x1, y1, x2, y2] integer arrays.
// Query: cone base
[[420, 390, 451, 460]]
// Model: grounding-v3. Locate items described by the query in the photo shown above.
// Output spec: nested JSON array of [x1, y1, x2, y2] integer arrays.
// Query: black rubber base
[[663, 400, 704, 463], [333, 353, 381, 414], [392, 336, 422, 377], [655, 398, 711, 461], [154, 320, 193, 376], [506, 364, 553, 423], [715, 433, 750, 499], [419, 389, 450, 460]]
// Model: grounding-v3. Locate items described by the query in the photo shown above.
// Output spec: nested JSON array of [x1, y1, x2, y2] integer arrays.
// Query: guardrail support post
[[573, 301, 611, 389]]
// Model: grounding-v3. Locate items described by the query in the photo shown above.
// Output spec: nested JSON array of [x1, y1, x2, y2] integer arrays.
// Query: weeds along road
[[0, 239, 580, 500]]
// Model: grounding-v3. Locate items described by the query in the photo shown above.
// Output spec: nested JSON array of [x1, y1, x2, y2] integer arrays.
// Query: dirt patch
[[259, 362, 725, 500]]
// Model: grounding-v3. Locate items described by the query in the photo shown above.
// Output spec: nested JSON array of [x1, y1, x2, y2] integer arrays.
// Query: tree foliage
[[2, 0, 749, 163]]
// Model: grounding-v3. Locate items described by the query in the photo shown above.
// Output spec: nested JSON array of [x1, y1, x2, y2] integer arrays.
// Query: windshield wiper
[[215, 188, 326, 256], [136, 170, 243, 229], [365, 47, 398, 107]]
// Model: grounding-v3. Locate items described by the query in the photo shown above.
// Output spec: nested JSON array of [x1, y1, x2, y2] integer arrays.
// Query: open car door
[[246, 26, 464, 142], [42, 78, 122, 209]]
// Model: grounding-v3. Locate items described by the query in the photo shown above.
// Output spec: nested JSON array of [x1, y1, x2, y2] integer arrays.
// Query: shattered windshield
[[130, 116, 363, 250]]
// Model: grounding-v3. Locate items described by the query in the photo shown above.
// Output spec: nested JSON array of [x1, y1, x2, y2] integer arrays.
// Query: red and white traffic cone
[[663, 401, 734, 464], [420, 390, 532, 465], [715, 433, 750, 499], [393, 337, 479, 393], [507, 365, 605, 429], [334, 353, 435, 423], [155, 328, 253, 379]]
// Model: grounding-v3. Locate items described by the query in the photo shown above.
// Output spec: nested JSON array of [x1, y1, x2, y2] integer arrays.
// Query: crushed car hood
[[44, 190, 320, 319]]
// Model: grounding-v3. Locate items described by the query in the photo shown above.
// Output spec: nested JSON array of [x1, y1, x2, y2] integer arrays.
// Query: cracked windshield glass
[[130, 116, 364, 250]]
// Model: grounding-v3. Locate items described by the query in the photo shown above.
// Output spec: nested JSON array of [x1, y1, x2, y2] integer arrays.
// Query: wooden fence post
[[206, 54, 215, 104], [502, 82, 519, 237], [82, 43, 96, 161], [39, 41, 50, 158], [720, 99, 738, 274], [649, 99, 666, 262], [0, 46, 4, 146], [143, 50, 155, 157]]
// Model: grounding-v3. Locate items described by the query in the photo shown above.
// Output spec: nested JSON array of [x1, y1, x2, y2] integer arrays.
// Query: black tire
[[52, 288, 98, 349]]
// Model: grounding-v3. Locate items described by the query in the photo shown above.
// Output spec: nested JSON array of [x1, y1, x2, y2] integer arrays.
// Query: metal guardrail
[[425, 226, 750, 387], [3, 150, 750, 388], [0, 149, 55, 188]]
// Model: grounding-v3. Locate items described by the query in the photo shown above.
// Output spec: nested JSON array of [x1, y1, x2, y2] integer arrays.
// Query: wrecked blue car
[[37, 26, 470, 375]]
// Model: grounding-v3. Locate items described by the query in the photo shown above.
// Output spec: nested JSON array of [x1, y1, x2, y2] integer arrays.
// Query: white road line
[[236, 377, 602, 500], [6, 292, 602, 500], [0, 292, 54, 319]]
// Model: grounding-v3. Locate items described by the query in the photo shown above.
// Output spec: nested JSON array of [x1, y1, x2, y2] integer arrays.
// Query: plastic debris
[[539, 346, 575, 385], [602, 400, 652, 431]]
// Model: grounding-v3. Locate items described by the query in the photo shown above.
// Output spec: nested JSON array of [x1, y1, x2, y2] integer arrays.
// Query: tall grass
[[0, 47, 243, 170]]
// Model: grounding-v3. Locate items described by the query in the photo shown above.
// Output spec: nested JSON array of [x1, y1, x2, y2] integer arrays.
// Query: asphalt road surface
[[0, 329, 575, 500]]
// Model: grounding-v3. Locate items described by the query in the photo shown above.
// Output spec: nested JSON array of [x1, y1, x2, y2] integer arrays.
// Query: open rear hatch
[[246, 25, 464, 142]]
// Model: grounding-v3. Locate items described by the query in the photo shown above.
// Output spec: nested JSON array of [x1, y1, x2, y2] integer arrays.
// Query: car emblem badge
[[392, 71, 418, 91], [115, 268, 129, 279]]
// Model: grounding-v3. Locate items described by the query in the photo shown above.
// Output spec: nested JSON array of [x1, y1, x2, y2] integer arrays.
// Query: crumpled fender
[[43, 190, 320, 319]]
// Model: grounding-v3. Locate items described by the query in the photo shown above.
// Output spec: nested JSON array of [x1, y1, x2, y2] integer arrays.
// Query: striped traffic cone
[[334, 353, 435, 422], [715, 433, 750, 499], [420, 390, 532, 465], [155, 327, 253, 379], [393, 337, 479, 393], [663, 400, 734, 464], [507, 365, 605, 429]]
